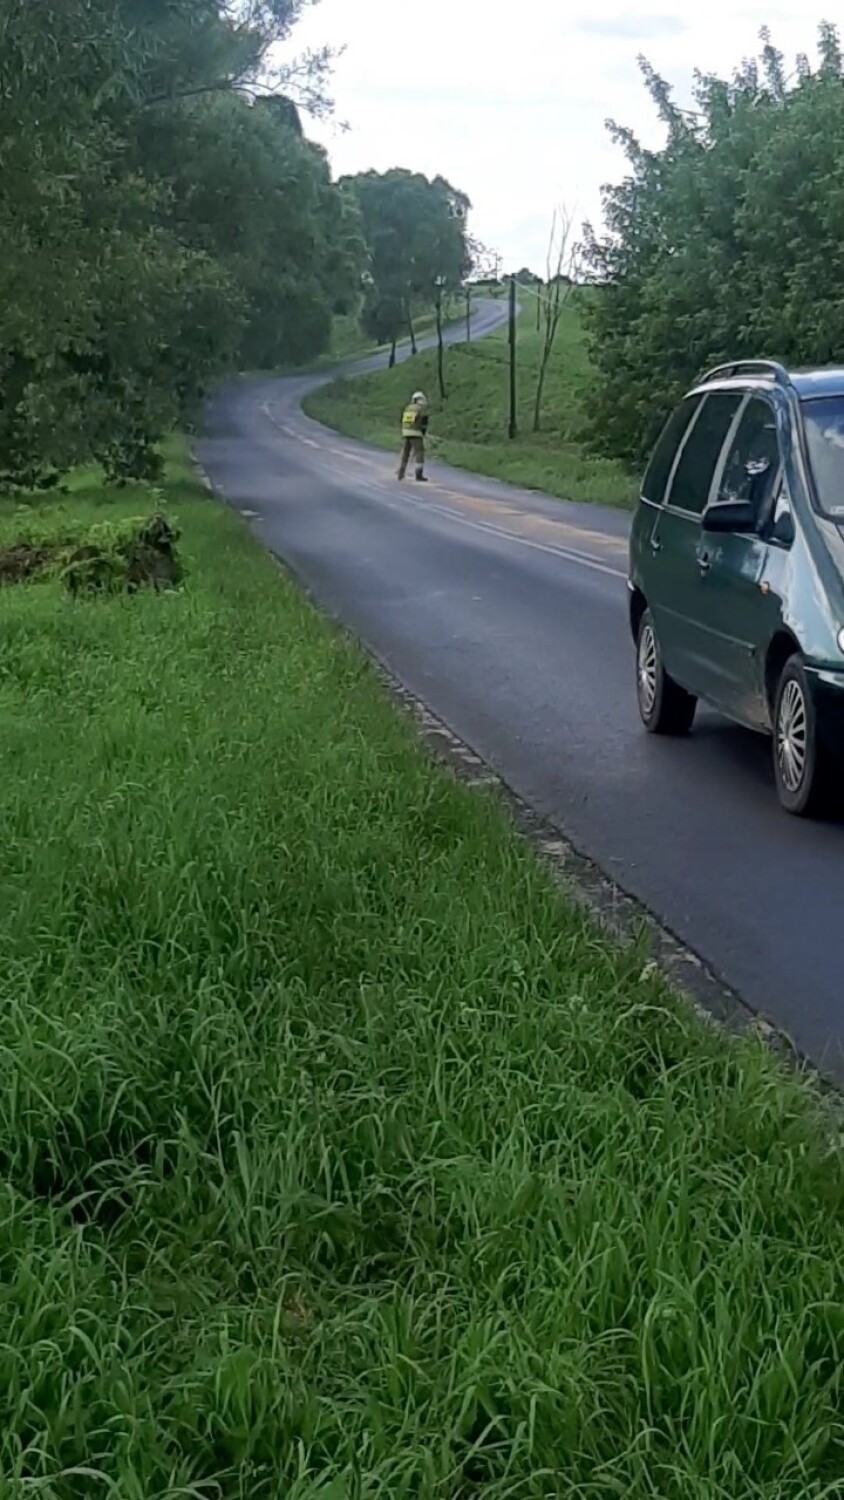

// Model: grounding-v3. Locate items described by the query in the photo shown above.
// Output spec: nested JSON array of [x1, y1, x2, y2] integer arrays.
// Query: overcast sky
[[292, 2, 830, 271]]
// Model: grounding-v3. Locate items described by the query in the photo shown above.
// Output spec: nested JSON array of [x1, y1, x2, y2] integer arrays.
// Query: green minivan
[[628, 361, 844, 817]]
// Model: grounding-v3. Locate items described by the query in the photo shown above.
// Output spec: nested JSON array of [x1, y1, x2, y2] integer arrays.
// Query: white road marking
[[403, 498, 627, 581], [257, 400, 627, 583]]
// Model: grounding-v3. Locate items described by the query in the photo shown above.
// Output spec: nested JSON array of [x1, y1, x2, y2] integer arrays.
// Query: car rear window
[[666, 392, 743, 514], [642, 396, 700, 504], [802, 397, 844, 519]]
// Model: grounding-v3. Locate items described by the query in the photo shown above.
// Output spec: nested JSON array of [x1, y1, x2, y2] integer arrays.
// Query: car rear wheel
[[773, 656, 837, 817], [636, 609, 697, 736]]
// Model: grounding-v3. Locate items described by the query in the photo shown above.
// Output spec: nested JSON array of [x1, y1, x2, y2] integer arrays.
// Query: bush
[[583, 25, 844, 464], [0, 515, 183, 596]]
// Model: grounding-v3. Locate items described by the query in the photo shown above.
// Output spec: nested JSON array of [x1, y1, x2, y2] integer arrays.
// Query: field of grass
[[299, 301, 464, 374], [304, 296, 638, 506], [0, 443, 842, 1495]]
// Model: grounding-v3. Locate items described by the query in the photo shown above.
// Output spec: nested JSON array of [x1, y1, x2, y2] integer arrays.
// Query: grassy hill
[[304, 297, 637, 506], [302, 301, 465, 373]]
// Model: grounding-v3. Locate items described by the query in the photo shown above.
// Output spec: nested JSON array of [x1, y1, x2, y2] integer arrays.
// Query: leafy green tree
[[360, 289, 405, 365], [345, 169, 471, 360], [583, 22, 844, 465], [132, 91, 364, 372], [0, 0, 361, 483]]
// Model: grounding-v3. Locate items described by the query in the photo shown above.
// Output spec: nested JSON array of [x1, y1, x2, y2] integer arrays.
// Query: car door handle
[[698, 551, 711, 574]]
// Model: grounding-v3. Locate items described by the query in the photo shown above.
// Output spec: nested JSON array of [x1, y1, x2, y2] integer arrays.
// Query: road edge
[[280, 326, 818, 1073], [374, 661, 795, 1050], [194, 303, 830, 1088], [233, 486, 816, 1085]]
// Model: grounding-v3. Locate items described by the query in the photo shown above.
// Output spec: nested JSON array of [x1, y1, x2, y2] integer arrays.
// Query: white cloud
[[574, 13, 688, 40], [290, 1, 835, 270]]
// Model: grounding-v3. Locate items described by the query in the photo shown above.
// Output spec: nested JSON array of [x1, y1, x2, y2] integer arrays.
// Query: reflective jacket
[[401, 403, 429, 438]]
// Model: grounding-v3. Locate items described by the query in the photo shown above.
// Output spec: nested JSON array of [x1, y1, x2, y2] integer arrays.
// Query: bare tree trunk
[[532, 352, 549, 433], [532, 207, 579, 434], [533, 276, 557, 434], [388, 337, 397, 368]]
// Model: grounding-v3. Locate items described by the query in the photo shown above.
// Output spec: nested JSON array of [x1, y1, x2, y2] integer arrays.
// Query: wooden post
[[508, 275, 517, 440], [435, 283, 446, 400]]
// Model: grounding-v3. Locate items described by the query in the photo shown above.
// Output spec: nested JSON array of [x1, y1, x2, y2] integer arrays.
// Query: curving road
[[198, 302, 844, 1081]]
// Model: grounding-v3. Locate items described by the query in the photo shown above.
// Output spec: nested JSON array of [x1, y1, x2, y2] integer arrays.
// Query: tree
[[135, 91, 365, 370], [582, 23, 844, 464], [344, 168, 471, 373], [360, 289, 405, 366], [0, 0, 364, 483], [419, 176, 471, 399], [532, 207, 579, 433]]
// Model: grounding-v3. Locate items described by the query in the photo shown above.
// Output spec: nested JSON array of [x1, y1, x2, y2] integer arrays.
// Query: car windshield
[[802, 396, 844, 519]]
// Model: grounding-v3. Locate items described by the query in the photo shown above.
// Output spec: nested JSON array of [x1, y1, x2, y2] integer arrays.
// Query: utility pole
[[434, 277, 447, 401], [466, 284, 472, 343], [508, 275, 517, 440]]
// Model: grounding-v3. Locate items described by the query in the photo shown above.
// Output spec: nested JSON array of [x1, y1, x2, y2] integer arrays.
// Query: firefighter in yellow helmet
[[397, 390, 429, 482]]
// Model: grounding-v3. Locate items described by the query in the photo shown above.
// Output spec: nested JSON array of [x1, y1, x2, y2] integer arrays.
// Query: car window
[[717, 397, 781, 518], [642, 396, 700, 504], [802, 396, 844, 519], [666, 392, 743, 515]]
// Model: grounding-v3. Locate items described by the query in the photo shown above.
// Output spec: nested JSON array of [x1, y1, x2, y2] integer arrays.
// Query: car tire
[[636, 608, 697, 736], [773, 656, 837, 817]]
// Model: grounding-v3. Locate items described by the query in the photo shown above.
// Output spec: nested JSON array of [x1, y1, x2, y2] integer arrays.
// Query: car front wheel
[[773, 656, 837, 817], [636, 609, 697, 736]]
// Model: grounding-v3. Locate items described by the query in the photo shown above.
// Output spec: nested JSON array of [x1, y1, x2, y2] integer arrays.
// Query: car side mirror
[[701, 499, 758, 534], [770, 500, 795, 546]]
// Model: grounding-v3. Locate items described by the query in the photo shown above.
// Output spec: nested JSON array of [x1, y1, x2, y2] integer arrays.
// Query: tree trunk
[[388, 337, 396, 368], [407, 310, 417, 355], [533, 353, 550, 432], [533, 297, 563, 432]]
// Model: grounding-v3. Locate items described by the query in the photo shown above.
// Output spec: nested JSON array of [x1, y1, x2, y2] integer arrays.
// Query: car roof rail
[[698, 359, 791, 389]]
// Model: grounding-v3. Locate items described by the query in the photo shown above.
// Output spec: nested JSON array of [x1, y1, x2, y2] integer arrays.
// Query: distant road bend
[[198, 300, 844, 1081]]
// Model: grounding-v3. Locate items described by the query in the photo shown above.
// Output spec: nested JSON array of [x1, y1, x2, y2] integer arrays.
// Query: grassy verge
[[304, 297, 638, 506], [295, 301, 465, 375], [0, 443, 841, 1496]]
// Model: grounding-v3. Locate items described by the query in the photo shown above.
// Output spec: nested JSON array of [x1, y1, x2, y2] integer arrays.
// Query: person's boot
[[415, 470, 428, 482]]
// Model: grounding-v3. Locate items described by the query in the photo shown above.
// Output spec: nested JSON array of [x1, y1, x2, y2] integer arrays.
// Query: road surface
[[198, 302, 844, 1081]]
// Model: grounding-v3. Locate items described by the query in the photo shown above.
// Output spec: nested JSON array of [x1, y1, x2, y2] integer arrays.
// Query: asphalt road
[[198, 301, 844, 1081]]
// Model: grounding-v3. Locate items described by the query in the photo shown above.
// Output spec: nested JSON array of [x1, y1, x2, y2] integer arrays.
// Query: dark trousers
[[398, 435, 425, 479]]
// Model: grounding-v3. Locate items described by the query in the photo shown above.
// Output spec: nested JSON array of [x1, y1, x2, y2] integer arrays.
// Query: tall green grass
[[304, 299, 638, 506], [0, 444, 841, 1495]]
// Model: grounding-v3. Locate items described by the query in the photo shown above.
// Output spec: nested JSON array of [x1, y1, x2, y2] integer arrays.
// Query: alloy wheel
[[776, 677, 808, 795], [638, 621, 658, 719]]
